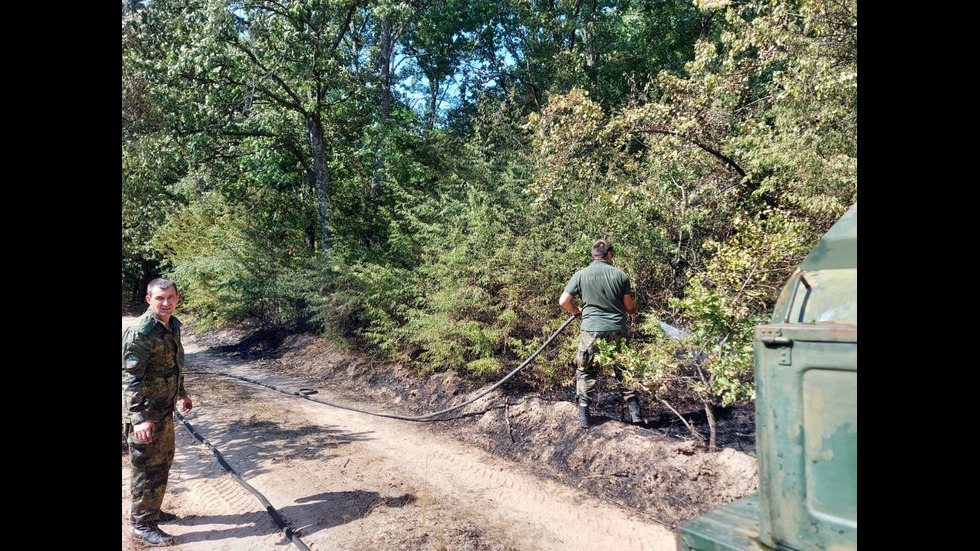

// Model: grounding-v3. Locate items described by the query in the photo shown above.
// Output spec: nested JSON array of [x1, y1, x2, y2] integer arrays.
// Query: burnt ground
[[186, 319, 758, 530]]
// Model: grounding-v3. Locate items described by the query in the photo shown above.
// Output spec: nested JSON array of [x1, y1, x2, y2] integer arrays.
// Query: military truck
[[676, 203, 857, 551]]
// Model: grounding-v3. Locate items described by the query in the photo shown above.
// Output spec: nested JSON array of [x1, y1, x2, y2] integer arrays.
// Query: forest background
[[122, 0, 857, 448]]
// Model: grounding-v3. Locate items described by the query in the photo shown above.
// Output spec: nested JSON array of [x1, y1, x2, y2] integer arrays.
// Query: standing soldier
[[559, 240, 641, 428], [122, 278, 193, 546]]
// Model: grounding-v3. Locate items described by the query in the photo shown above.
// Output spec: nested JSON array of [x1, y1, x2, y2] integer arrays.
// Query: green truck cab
[[677, 204, 857, 551]]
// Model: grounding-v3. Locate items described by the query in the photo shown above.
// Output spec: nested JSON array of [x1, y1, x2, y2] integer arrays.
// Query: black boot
[[578, 401, 590, 428], [626, 397, 642, 424], [132, 521, 176, 547]]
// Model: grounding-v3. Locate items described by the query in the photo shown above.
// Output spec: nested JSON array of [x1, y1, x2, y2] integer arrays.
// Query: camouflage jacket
[[122, 308, 187, 425]]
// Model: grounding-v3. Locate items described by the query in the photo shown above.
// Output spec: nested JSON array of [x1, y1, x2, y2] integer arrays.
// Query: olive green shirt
[[122, 308, 187, 425], [564, 260, 634, 332]]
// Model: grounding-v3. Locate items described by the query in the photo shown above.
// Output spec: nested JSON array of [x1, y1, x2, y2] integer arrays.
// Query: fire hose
[[170, 314, 577, 550], [197, 314, 577, 421]]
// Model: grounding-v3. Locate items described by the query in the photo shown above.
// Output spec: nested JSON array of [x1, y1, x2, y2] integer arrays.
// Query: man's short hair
[[591, 240, 613, 259], [147, 278, 179, 295]]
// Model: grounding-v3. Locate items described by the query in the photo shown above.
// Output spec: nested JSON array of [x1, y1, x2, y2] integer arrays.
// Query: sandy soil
[[122, 316, 758, 550]]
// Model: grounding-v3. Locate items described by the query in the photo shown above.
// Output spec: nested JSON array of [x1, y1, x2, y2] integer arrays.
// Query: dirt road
[[122, 317, 683, 551]]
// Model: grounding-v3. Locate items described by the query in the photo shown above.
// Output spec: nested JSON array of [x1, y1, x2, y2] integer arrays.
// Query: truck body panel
[[755, 324, 857, 551]]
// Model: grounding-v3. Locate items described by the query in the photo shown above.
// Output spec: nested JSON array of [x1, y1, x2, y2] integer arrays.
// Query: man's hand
[[624, 294, 638, 315], [559, 291, 582, 317], [133, 420, 155, 444], [177, 396, 193, 414]]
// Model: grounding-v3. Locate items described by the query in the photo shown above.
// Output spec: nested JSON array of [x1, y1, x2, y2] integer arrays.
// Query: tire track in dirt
[[166, 442, 289, 550]]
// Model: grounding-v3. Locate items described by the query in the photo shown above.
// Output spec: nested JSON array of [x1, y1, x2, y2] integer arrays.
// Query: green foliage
[[398, 186, 518, 373], [593, 338, 645, 392], [589, 0, 704, 109], [149, 166, 321, 331], [121, 133, 185, 297], [314, 258, 419, 352], [517, 0, 855, 420], [525, 88, 606, 208], [631, 209, 814, 408], [592, 338, 622, 373], [591, 333, 704, 413], [722, 0, 858, 217], [123, 0, 858, 422]]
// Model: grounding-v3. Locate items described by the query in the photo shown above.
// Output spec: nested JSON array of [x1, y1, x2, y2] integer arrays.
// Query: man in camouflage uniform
[[122, 278, 193, 547], [558, 240, 641, 428]]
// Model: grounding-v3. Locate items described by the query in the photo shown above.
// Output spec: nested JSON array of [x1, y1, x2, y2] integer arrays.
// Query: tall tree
[[123, 2, 190, 299], [126, 0, 374, 254], [400, 0, 485, 128]]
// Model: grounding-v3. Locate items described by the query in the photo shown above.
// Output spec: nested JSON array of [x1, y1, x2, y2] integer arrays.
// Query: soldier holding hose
[[559, 240, 641, 428]]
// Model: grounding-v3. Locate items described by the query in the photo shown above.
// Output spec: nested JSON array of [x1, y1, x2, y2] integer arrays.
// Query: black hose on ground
[[193, 314, 577, 422], [170, 315, 575, 549], [176, 411, 313, 551]]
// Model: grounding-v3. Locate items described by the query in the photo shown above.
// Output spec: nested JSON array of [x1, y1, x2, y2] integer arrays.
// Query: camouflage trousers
[[575, 330, 636, 406], [126, 413, 176, 523]]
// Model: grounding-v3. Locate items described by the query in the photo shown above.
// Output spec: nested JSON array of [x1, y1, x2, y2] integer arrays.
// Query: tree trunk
[[427, 76, 440, 130], [362, 13, 394, 249], [581, 0, 598, 87], [704, 399, 717, 452], [376, 14, 393, 197], [307, 114, 332, 253]]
